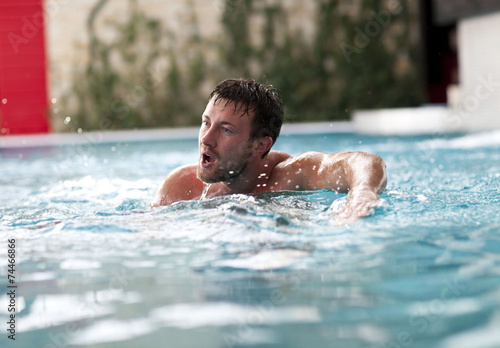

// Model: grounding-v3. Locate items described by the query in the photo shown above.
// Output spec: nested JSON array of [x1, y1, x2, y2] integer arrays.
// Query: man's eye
[[222, 127, 232, 134]]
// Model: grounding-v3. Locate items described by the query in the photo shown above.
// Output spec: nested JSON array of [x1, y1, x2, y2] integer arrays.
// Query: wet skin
[[151, 98, 387, 224]]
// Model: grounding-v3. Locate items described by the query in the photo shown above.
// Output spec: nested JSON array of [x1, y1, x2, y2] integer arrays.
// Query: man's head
[[209, 78, 284, 157], [196, 78, 284, 184]]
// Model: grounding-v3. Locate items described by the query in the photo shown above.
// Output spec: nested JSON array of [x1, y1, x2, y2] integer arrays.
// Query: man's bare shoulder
[[151, 164, 202, 206], [167, 163, 198, 181], [267, 150, 293, 166]]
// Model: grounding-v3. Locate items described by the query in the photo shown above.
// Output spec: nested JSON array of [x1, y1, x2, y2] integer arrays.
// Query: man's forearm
[[333, 152, 387, 224], [345, 152, 387, 194]]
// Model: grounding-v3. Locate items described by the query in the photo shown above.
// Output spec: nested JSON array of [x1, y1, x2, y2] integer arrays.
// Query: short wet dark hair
[[209, 78, 284, 157]]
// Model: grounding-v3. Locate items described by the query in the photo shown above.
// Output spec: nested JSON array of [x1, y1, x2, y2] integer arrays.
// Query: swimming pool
[[1, 129, 500, 348]]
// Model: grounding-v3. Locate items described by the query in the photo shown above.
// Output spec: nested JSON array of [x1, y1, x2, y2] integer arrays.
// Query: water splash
[[199, 183, 212, 201]]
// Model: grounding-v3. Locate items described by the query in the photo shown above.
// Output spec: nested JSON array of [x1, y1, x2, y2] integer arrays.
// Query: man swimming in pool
[[151, 78, 387, 224]]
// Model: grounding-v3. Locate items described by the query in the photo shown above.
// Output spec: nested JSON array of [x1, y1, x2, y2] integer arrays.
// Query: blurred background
[[1, 0, 499, 135]]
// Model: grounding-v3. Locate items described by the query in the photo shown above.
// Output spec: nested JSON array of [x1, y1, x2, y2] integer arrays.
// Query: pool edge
[[0, 121, 353, 149]]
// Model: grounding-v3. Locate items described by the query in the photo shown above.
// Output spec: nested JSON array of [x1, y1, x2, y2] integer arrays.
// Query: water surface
[[1, 131, 500, 348]]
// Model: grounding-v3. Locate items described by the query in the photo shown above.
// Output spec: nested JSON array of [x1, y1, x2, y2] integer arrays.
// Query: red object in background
[[0, 0, 50, 135]]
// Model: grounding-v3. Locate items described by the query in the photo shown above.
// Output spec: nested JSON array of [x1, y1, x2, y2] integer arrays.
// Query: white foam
[[214, 248, 310, 271], [60, 258, 102, 270], [18, 271, 57, 282], [150, 302, 321, 329], [18, 294, 113, 332], [70, 318, 154, 345]]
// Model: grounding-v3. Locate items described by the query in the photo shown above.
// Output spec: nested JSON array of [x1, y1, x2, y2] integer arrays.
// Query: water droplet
[[416, 194, 427, 202], [77, 128, 82, 133], [64, 116, 71, 125], [2, 98, 7, 104], [51, 98, 57, 104], [199, 183, 211, 201]]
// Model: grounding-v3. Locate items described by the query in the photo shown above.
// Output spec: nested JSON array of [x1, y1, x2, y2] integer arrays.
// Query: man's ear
[[254, 136, 273, 156]]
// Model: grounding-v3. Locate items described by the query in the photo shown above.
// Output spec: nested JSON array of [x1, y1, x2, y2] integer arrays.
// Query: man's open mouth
[[201, 152, 216, 167]]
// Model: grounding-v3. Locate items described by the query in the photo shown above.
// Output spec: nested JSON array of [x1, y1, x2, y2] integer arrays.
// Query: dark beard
[[197, 161, 248, 183]]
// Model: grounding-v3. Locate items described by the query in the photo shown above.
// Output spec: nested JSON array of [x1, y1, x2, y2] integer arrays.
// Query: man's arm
[[336, 152, 387, 224], [285, 151, 387, 223]]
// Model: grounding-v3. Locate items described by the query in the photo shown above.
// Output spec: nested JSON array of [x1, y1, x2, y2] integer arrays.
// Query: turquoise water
[[1, 130, 500, 348]]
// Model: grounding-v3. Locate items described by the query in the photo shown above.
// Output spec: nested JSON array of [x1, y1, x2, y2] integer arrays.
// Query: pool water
[[1, 130, 500, 348]]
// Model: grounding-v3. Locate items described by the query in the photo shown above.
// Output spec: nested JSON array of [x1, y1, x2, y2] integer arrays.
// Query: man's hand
[[332, 186, 380, 225], [320, 152, 386, 225]]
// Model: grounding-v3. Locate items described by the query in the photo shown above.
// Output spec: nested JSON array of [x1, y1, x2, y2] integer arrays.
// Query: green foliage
[[59, 0, 424, 131], [218, 0, 424, 122]]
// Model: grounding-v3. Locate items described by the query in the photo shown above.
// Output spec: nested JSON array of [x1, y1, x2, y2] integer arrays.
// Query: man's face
[[197, 98, 255, 183]]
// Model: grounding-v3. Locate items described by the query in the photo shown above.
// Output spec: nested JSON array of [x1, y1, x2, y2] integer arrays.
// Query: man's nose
[[200, 125, 217, 148]]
